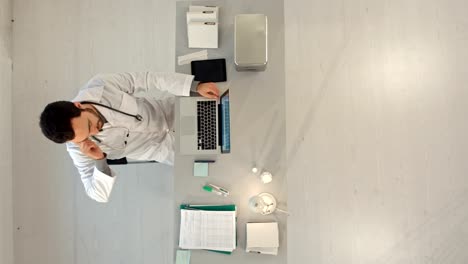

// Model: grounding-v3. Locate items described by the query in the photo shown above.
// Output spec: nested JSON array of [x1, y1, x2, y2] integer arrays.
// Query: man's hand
[[197, 82, 220, 99], [79, 139, 105, 160]]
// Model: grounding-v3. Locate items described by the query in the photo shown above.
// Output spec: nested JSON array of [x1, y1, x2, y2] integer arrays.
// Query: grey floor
[[286, 0, 468, 263], [11, 0, 468, 263]]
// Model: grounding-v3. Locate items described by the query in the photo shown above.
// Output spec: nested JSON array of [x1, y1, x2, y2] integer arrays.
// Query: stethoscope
[[80, 101, 143, 121], [80, 101, 142, 148]]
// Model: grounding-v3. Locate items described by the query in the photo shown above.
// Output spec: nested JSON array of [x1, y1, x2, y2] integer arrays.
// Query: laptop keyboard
[[197, 101, 217, 150]]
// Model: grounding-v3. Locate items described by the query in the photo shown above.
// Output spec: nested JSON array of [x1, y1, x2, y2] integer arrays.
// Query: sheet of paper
[[193, 162, 209, 177], [179, 209, 236, 251], [189, 5, 219, 13], [187, 11, 218, 23], [246, 222, 279, 248], [176, 250, 191, 264], [187, 21, 218, 49], [177, 50, 208, 66]]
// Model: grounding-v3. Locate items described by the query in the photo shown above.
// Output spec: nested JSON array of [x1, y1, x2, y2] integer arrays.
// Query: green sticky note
[[176, 250, 191, 264], [193, 162, 209, 177]]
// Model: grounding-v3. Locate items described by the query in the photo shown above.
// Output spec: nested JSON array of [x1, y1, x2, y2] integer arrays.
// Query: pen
[[203, 185, 226, 196], [194, 160, 216, 163], [208, 184, 230, 196]]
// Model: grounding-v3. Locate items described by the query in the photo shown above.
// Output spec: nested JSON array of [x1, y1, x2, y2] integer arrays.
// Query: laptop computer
[[175, 89, 231, 155]]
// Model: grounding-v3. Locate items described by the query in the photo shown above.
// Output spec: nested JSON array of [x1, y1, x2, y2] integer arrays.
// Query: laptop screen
[[220, 90, 231, 153]]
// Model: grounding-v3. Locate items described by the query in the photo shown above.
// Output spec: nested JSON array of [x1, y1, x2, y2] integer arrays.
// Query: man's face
[[70, 102, 102, 143]]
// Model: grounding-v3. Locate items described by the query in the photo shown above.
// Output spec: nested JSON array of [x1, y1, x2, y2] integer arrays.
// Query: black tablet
[[191, 58, 227, 82]]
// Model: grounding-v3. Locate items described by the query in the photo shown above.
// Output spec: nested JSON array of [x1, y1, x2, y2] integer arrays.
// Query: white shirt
[[66, 72, 194, 203]]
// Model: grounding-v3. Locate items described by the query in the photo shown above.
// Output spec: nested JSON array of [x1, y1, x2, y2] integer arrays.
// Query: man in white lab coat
[[39, 72, 220, 203]]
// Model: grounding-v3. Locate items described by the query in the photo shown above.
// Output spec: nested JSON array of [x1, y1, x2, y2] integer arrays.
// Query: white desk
[[174, 0, 287, 263]]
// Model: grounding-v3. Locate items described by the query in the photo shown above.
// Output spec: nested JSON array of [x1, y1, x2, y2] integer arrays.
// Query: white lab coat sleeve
[[66, 143, 116, 203], [90, 72, 194, 97]]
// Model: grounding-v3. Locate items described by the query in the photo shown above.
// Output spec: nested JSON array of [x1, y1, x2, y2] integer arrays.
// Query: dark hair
[[39, 101, 82, 143]]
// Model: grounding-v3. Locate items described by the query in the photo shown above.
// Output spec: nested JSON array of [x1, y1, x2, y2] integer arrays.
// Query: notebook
[[246, 222, 279, 255], [179, 208, 236, 252]]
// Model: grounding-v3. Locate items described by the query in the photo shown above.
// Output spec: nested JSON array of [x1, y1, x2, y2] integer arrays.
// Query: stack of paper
[[186, 5, 219, 48], [179, 208, 236, 252], [246, 222, 279, 255]]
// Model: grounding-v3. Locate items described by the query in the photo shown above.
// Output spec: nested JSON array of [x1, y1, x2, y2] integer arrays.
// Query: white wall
[[0, 0, 12, 263], [12, 0, 175, 263]]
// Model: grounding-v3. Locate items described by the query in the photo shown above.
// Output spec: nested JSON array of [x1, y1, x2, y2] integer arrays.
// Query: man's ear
[[73, 102, 82, 109]]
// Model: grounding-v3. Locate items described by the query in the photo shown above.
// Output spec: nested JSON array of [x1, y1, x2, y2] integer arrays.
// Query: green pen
[[203, 184, 229, 197], [208, 184, 230, 196]]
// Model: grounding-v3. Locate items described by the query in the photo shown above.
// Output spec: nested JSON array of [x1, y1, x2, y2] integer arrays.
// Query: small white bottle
[[260, 171, 273, 184]]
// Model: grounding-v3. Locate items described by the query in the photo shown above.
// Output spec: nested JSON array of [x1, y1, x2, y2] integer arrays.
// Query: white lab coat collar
[[72, 86, 104, 103], [70, 86, 117, 127]]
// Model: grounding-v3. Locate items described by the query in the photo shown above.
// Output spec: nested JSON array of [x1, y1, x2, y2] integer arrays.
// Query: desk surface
[[174, 0, 286, 263]]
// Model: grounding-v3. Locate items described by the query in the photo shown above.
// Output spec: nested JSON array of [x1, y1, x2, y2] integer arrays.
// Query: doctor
[[39, 72, 219, 203]]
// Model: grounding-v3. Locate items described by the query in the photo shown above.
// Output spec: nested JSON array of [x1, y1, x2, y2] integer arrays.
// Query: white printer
[[234, 14, 268, 71]]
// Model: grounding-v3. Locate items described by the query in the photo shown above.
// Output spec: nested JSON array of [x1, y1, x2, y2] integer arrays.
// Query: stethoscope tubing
[[80, 101, 143, 121], [81, 101, 139, 150]]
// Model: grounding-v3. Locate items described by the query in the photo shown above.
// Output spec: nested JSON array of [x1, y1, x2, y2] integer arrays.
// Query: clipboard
[[180, 204, 237, 254]]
